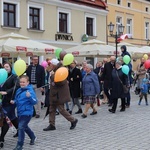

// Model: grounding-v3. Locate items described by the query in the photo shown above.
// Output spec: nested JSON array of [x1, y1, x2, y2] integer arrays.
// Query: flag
[[117, 34, 132, 42]]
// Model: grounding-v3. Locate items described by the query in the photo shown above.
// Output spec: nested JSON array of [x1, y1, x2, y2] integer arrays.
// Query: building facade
[[107, 0, 150, 46], [0, 0, 108, 64]]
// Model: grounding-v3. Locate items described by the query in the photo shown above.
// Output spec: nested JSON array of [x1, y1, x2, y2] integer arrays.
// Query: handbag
[[116, 71, 129, 94]]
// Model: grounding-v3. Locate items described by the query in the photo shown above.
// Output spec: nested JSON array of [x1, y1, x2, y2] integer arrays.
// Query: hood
[[121, 45, 127, 52]]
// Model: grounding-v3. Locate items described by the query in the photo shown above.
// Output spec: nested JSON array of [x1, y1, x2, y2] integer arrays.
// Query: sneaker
[[70, 119, 78, 130], [43, 124, 56, 131], [138, 102, 141, 105], [13, 145, 23, 150], [146, 103, 148, 106], [30, 137, 37, 145]]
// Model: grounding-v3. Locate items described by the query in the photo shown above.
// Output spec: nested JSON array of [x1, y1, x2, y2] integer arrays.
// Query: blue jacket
[[82, 71, 100, 96], [14, 84, 37, 116], [140, 83, 148, 94]]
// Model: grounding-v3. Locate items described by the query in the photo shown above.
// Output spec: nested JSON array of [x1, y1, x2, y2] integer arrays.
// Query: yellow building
[[107, 0, 150, 46]]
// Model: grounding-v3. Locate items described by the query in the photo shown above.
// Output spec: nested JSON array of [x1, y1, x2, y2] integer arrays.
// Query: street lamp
[[107, 22, 125, 58]]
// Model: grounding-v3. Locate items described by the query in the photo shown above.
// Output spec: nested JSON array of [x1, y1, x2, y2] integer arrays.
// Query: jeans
[[18, 115, 35, 146]]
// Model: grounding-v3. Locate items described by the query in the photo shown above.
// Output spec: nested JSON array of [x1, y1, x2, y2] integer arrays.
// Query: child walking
[[10, 75, 37, 150], [138, 78, 149, 105]]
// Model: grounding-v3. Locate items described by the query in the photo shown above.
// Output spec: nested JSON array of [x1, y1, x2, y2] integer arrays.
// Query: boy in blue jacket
[[10, 75, 37, 150], [138, 78, 149, 105]]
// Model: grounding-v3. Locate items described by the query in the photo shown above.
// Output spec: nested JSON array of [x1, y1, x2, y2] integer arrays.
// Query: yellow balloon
[[14, 59, 26, 76], [143, 54, 148, 60]]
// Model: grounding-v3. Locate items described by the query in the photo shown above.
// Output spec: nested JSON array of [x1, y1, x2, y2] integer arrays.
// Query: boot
[[70, 119, 78, 130], [75, 109, 82, 114], [43, 124, 56, 131]]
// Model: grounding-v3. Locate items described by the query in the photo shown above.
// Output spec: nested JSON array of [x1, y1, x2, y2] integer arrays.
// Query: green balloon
[[55, 48, 62, 59], [63, 54, 74, 66], [123, 55, 130, 64]]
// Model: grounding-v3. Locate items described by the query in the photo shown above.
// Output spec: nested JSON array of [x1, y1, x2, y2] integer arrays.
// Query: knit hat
[[50, 59, 59, 65]]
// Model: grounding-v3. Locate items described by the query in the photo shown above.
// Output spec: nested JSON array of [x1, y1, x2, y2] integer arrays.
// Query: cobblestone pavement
[[3, 90, 150, 150]]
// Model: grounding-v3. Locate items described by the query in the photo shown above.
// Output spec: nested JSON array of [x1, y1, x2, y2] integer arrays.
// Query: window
[[146, 7, 149, 12], [29, 7, 40, 29], [2, 0, 20, 28], [145, 22, 149, 39], [117, 0, 121, 5], [85, 14, 96, 36], [126, 19, 132, 34], [27, 3, 44, 30], [86, 18, 93, 36], [57, 8, 71, 33], [59, 12, 67, 33], [3, 3, 16, 27], [116, 17, 122, 34], [127, 2, 131, 8]]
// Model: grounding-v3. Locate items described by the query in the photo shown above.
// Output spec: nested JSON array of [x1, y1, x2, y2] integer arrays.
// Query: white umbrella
[[0, 32, 59, 57], [66, 39, 115, 56]]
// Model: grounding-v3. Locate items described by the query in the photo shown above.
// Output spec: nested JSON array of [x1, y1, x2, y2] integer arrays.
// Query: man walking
[[26, 55, 45, 118], [43, 59, 78, 131]]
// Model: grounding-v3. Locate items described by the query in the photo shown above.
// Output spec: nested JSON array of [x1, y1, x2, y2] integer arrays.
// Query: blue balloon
[[0, 69, 8, 84], [122, 65, 129, 75], [12, 66, 16, 75]]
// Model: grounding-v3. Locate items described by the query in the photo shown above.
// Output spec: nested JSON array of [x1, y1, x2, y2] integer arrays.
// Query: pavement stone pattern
[[3, 89, 150, 150]]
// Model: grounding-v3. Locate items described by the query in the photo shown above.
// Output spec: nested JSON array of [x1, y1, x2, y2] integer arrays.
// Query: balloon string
[[34, 83, 50, 90]]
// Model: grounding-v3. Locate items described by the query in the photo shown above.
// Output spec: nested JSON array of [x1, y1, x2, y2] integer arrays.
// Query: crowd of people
[[0, 45, 149, 150]]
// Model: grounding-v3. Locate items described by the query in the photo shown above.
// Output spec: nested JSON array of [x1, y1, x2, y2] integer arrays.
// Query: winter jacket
[[14, 84, 37, 116], [26, 64, 45, 88], [82, 71, 100, 96], [111, 68, 129, 99], [50, 62, 71, 105], [2, 73, 20, 106], [68, 67, 82, 98]]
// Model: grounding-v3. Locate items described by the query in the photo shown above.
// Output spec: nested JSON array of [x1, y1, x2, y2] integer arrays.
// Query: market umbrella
[[66, 39, 116, 56], [0, 32, 59, 57]]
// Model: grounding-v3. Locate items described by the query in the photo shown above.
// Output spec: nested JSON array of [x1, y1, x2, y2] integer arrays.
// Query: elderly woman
[[109, 61, 129, 113], [81, 64, 100, 118]]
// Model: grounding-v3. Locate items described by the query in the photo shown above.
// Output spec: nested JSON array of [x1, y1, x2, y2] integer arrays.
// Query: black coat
[[111, 68, 128, 99], [2, 73, 20, 106], [101, 62, 114, 89], [68, 67, 82, 98], [26, 64, 45, 88]]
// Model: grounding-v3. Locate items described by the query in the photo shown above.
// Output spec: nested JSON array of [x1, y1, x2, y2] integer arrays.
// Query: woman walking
[[81, 64, 100, 118]]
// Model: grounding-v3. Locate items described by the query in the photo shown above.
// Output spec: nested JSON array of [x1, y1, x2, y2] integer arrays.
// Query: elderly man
[[101, 56, 116, 106], [43, 59, 78, 131]]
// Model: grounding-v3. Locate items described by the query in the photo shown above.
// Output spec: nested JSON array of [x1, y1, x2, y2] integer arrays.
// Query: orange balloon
[[54, 67, 68, 82]]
